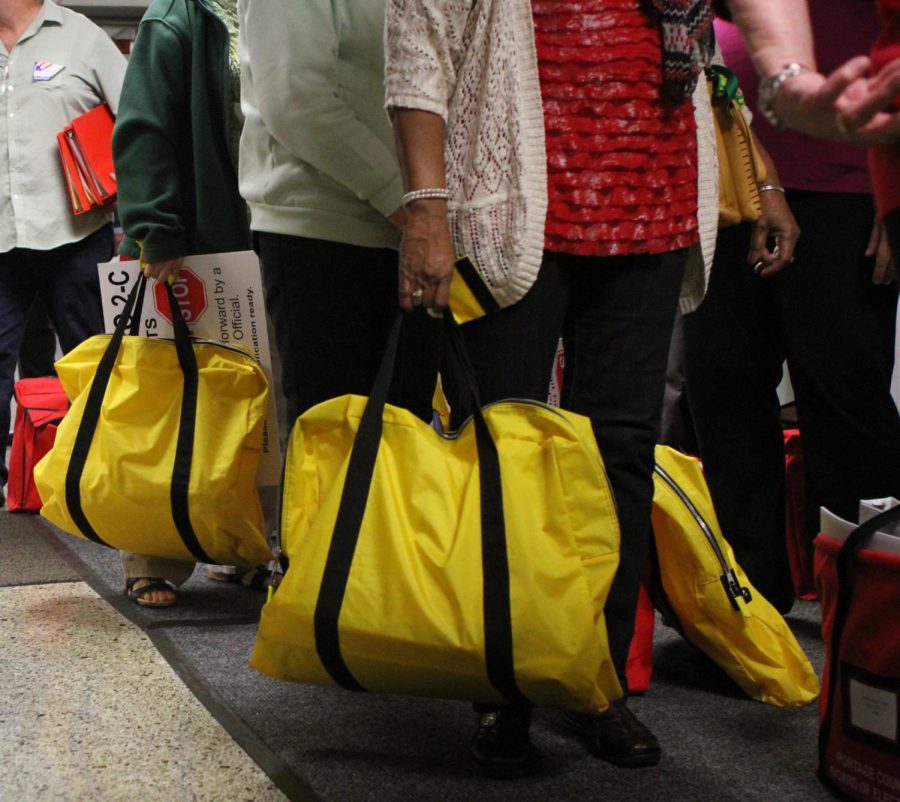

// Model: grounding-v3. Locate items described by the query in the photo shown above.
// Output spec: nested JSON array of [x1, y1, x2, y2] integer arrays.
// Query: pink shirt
[[716, 2, 880, 195]]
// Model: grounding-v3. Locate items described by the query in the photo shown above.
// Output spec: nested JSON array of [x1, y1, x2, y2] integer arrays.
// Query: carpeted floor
[[1, 511, 834, 802]]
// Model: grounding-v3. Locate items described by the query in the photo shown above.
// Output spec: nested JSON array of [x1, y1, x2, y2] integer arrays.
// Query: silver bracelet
[[401, 188, 451, 207], [758, 63, 811, 129], [758, 184, 786, 194]]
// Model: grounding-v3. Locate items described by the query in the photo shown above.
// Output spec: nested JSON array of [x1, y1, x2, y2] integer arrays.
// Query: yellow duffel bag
[[652, 445, 819, 707], [34, 275, 272, 567], [251, 315, 622, 713]]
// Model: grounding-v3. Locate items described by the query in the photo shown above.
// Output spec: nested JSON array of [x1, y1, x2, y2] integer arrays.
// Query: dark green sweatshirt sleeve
[[112, 18, 190, 263]]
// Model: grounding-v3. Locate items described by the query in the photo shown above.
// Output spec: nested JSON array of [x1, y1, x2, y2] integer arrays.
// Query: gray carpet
[[0, 510, 81, 585], [16, 515, 834, 802]]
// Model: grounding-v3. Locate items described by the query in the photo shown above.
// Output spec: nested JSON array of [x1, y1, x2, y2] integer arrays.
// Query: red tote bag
[[815, 505, 900, 800], [7, 377, 68, 512]]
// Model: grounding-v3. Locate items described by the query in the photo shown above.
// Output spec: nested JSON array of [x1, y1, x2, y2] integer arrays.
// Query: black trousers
[[454, 249, 686, 689], [254, 233, 441, 425], [0, 224, 113, 489], [683, 192, 900, 609], [886, 208, 900, 266]]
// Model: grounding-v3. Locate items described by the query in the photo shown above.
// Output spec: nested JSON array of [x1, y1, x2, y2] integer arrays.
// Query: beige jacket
[[384, 0, 718, 312]]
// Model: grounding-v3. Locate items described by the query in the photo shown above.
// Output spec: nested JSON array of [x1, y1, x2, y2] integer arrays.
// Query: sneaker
[[470, 707, 541, 779]]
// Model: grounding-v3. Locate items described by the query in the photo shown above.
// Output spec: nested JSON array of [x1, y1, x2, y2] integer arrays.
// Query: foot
[[562, 701, 661, 768], [126, 577, 177, 608], [207, 565, 276, 590], [470, 707, 541, 779]]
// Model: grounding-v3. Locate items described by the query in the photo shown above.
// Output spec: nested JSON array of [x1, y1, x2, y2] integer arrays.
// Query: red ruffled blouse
[[533, 0, 699, 257]]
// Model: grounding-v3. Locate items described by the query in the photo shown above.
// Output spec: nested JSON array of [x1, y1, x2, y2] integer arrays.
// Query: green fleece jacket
[[238, 0, 403, 248], [112, 0, 249, 262]]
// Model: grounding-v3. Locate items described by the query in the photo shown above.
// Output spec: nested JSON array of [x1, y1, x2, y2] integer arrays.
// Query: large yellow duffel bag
[[652, 445, 819, 706], [251, 316, 622, 712], [34, 275, 272, 567]]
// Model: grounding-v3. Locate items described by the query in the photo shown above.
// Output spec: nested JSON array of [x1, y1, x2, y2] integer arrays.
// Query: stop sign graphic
[[153, 268, 208, 325]]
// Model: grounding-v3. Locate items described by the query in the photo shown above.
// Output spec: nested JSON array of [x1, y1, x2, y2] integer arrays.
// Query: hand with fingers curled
[[397, 200, 456, 313], [867, 218, 897, 285], [749, 188, 800, 278], [142, 256, 185, 285]]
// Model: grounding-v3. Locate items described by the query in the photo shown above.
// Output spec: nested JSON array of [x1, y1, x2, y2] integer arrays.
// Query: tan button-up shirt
[[0, 1, 126, 253]]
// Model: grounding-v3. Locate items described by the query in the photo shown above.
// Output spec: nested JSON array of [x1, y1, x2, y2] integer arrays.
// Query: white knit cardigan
[[384, 0, 719, 313]]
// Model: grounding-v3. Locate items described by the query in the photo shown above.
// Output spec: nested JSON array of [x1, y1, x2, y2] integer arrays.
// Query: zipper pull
[[720, 568, 752, 617]]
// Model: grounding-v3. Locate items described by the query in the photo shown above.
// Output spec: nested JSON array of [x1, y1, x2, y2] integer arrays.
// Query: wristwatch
[[758, 63, 810, 129]]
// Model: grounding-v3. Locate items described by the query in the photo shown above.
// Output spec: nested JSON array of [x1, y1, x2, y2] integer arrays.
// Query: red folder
[[57, 104, 117, 216]]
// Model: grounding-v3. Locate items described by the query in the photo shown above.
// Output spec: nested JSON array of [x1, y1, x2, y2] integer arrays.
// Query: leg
[[18, 297, 57, 378], [122, 553, 195, 607], [773, 192, 900, 532], [39, 224, 115, 353], [256, 233, 440, 424], [451, 258, 567, 412], [682, 223, 793, 611], [0, 248, 40, 494], [885, 208, 900, 266], [560, 250, 686, 686], [557, 250, 685, 768], [448, 260, 567, 778], [659, 310, 697, 453]]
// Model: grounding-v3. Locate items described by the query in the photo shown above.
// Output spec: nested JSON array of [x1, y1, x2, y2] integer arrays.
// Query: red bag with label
[[815, 505, 900, 800], [7, 377, 68, 512]]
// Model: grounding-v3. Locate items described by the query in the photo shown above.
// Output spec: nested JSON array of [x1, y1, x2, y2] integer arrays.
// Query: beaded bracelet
[[758, 184, 786, 194], [401, 188, 451, 207]]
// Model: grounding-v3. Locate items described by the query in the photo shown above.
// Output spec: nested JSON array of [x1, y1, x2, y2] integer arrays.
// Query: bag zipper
[[654, 463, 752, 615]]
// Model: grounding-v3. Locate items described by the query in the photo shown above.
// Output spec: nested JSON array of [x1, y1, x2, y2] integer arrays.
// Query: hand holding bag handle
[[63, 273, 216, 564], [313, 312, 531, 707]]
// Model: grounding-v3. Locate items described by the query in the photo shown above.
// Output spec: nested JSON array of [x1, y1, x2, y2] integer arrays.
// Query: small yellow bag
[[708, 66, 768, 228], [34, 276, 272, 566], [652, 446, 819, 707], [251, 316, 622, 712]]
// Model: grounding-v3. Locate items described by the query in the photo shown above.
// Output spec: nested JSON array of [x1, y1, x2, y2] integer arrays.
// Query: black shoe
[[470, 707, 541, 779], [562, 702, 661, 768]]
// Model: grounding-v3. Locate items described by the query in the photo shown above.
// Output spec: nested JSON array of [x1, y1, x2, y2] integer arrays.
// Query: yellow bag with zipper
[[34, 275, 272, 566], [251, 315, 623, 713], [652, 445, 819, 706], [708, 65, 769, 228]]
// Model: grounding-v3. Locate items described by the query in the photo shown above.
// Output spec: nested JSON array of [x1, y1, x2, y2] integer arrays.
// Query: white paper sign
[[98, 251, 281, 485]]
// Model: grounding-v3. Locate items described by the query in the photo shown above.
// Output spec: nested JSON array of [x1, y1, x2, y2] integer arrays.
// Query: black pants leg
[[457, 250, 686, 690], [18, 298, 57, 378], [683, 223, 792, 609], [558, 250, 686, 687], [684, 192, 900, 609], [255, 233, 441, 424], [774, 191, 900, 530], [885, 207, 900, 272], [0, 224, 113, 489]]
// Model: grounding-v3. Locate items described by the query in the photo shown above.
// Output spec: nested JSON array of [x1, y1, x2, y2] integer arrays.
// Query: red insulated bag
[[7, 377, 68, 512], [815, 505, 900, 800]]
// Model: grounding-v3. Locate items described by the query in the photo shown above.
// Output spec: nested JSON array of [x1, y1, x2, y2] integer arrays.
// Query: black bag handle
[[817, 502, 900, 780], [314, 312, 530, 707], [64, 272, 215, 564]]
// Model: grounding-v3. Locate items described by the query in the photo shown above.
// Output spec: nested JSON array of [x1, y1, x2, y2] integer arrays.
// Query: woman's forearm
[[726, 0, 817, 75], [392, 108, 448, 192]]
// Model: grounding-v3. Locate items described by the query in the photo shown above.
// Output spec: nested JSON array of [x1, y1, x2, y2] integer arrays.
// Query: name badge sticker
[[33, 61, 65, 81]]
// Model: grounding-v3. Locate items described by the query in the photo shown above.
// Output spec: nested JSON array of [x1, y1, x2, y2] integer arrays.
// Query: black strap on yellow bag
[[313, 313, 531, 707], [63, 274, 214, 564]]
